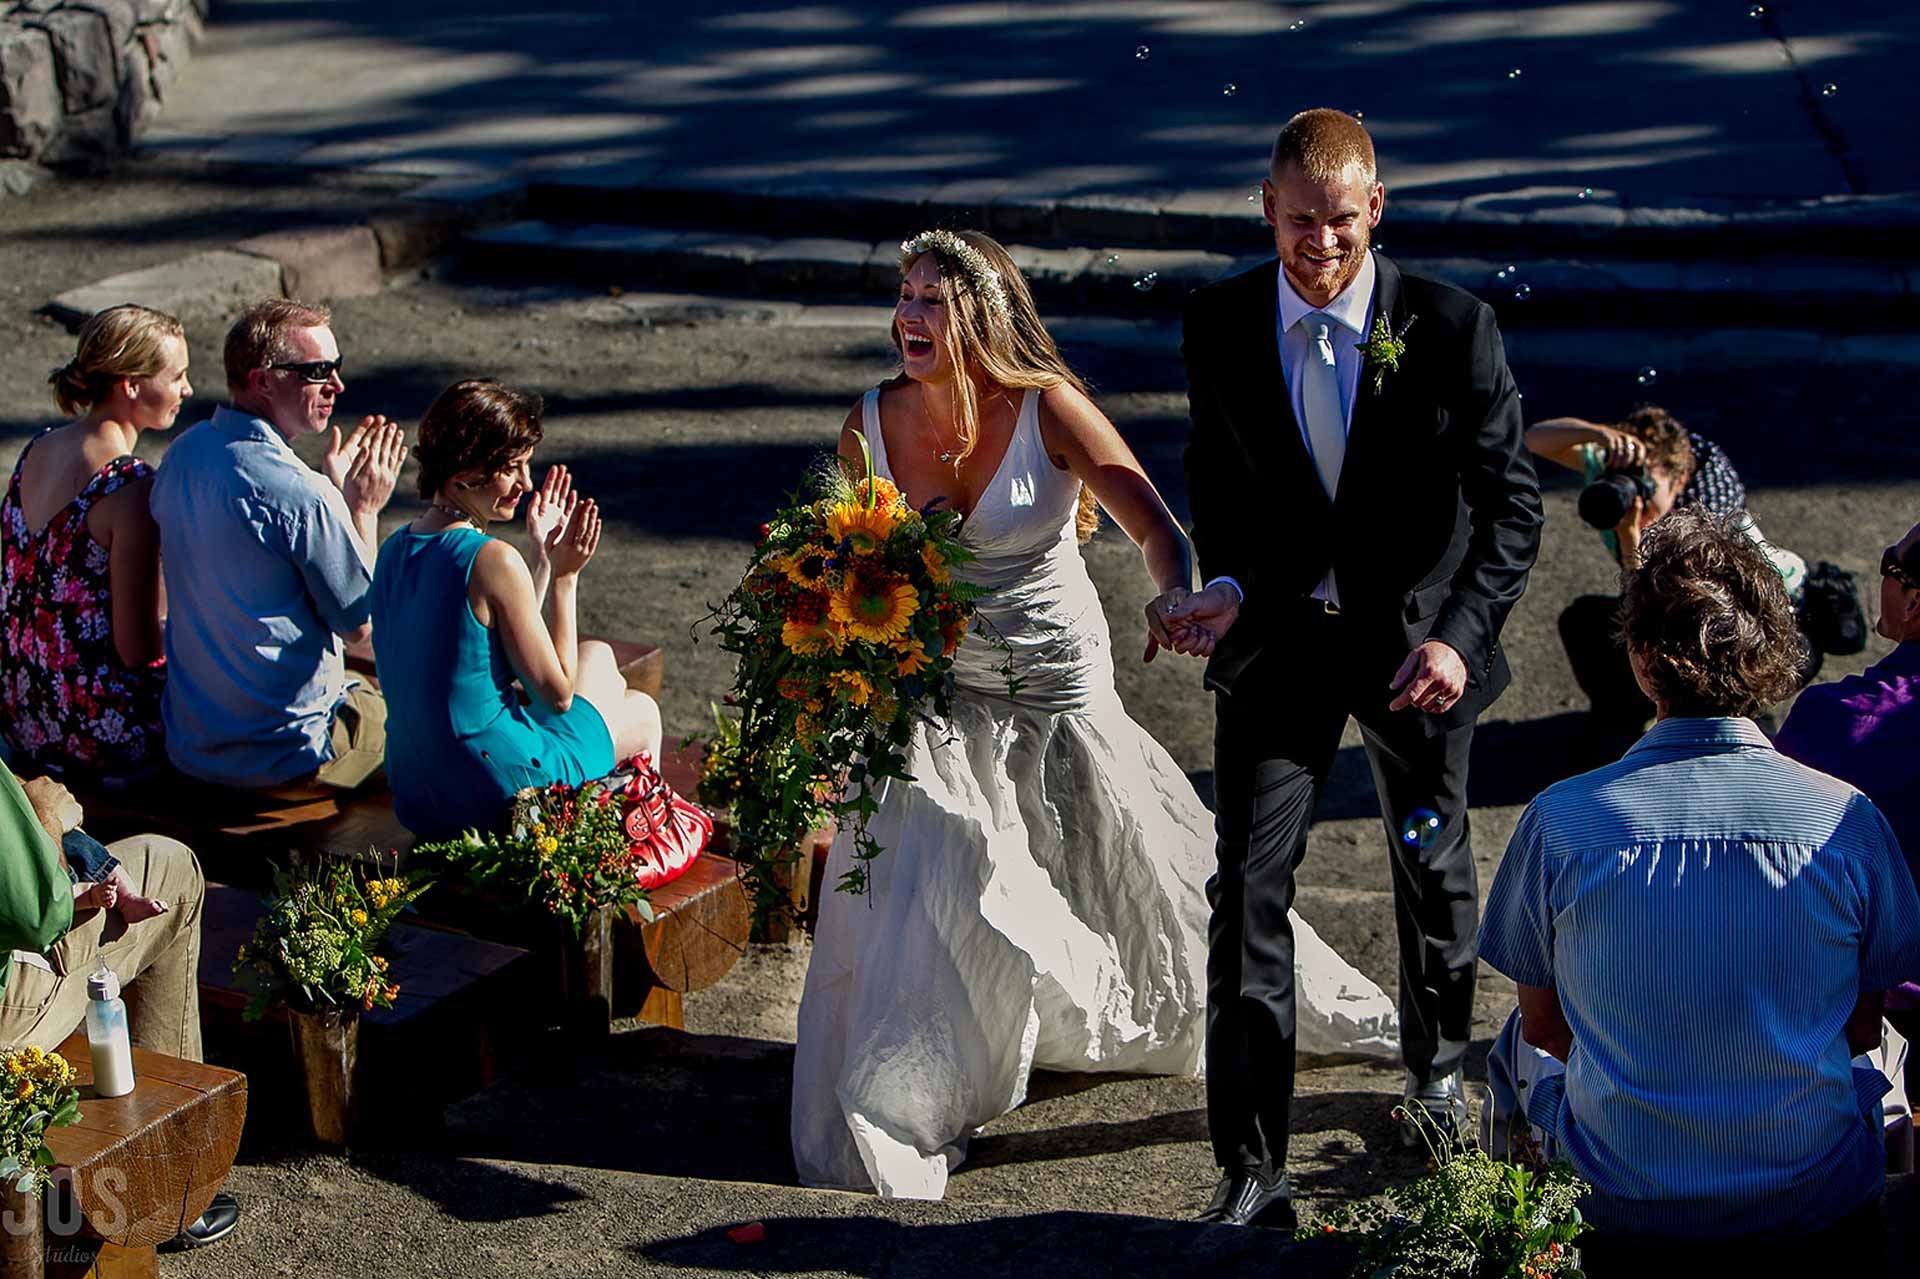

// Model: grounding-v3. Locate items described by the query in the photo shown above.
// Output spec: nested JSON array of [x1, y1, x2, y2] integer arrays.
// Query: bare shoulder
[[472, 535, 531, 586], [1037, 381, 1115, 443]]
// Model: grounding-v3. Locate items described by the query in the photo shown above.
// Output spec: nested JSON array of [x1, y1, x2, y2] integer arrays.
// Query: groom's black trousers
[[1205, 608, 1480, 1176]]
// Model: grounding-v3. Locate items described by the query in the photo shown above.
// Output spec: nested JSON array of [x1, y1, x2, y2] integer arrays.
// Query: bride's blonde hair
[[892, 230, 1100, 542]]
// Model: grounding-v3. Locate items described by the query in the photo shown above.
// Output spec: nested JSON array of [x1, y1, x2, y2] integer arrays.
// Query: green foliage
[[0, 1045, 81, 1196], [1298, 1107, 1589, 1279], [412, 778, 655, 938], [1357, 313, 1416, 396], [235, 856, 430, 1021]]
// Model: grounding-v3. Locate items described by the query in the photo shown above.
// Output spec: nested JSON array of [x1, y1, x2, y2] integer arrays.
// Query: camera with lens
[[1577, 467, 1658, 530]]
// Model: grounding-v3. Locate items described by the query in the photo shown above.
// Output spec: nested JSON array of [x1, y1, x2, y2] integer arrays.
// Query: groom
[[1165, 109, 1542, 1227]]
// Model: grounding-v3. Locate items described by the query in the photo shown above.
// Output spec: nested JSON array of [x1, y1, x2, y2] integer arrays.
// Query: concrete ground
[[2, 160, 1917, 1275], [149, 1, 1914, 203]]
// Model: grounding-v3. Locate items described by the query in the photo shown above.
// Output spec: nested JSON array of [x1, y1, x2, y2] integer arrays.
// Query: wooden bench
[[31, 1034, 245, 1279]]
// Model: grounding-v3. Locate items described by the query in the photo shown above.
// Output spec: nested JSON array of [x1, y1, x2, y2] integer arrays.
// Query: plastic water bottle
[[84, 969, 134, 1097]]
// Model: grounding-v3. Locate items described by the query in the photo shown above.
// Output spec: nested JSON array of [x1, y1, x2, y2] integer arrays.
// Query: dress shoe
[[159, 1191, 239, 1251], [1194, 1170, 1298, 1228], [1401, 1069, 1469, 1149]]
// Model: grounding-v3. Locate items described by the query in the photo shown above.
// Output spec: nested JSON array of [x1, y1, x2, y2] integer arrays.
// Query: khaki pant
[[315, 682, 387, 791], [0, 835, 204, 1060]]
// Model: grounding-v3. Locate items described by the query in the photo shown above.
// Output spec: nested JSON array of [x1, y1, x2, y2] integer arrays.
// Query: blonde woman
[[790, 231, 1396, 1200], [2, 304, 188, 778]]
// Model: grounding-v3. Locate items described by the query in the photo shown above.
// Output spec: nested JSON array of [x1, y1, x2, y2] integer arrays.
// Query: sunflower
[[827, 670, 874, 706], [894, 637, 932, 676], [920, 541, 952, 585], [830, 563, 919, 644], [781, 590, 843, 655], [824, 501, 901, 555], [779, 543, 836, 592]]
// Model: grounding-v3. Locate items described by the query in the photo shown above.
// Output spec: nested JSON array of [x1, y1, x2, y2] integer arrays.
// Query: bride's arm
[[1037, 384, 1192, 595]]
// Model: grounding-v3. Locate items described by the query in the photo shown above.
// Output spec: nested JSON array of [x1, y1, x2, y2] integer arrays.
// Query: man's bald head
[[1270, 108, 1377, 186]]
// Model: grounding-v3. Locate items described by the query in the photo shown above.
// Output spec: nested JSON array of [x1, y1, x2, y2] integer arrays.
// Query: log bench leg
[[46, 1239, 157, 1279], [636, 986, 684, 1030]]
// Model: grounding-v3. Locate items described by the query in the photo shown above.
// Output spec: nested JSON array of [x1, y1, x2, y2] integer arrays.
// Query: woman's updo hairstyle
[[49, 304, 185, 416], [413, 379, 545, 500]]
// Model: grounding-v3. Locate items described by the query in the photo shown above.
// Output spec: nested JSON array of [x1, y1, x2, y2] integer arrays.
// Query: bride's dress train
[[790, 387, 1397, 1199]]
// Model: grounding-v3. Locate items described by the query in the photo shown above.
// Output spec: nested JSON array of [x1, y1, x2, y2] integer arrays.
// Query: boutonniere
[[1356, 313, 1416, 396]]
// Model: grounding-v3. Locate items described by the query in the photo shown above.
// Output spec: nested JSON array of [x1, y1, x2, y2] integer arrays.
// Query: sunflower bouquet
[[236, 857, 430, 1021], [708, 449, 1008, 914], [0, 1045, 81, 1196]]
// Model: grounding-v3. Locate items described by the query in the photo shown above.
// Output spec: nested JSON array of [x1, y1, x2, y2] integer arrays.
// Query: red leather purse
[[615, 750, 714, 890]]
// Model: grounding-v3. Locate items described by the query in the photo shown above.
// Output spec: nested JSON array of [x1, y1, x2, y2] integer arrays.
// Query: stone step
[[462, 219, 1917, 328]]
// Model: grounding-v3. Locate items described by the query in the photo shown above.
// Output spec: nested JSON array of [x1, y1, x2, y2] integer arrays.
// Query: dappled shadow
[[151, 0, 1911, 211], [351, 1151, 591, 1224], [965, 1106, 1209, 1172]]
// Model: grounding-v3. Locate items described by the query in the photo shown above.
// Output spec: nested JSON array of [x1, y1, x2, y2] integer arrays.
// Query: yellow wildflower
[[827, 670, 874, 707], [921, 542, 951, 585], [350, 908, 369, 929], [894, 638, 932, 676]]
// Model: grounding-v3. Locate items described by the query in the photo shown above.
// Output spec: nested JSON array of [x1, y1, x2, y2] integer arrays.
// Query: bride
[[789, 230, 1396, 1200]]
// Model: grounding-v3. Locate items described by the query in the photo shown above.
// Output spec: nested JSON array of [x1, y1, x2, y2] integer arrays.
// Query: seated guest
[[0, 769, 237, 1248], [372, 380, 660, 840], [1778, 519, 1920, 1079], [1479, 510, 1920, 1261], [1526, 405, 1808, 759], [148, 300, 406, 790], [1, 304, 185, 777]]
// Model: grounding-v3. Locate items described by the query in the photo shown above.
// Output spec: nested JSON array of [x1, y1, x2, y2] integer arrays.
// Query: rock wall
[[0, 0, 206, 165]]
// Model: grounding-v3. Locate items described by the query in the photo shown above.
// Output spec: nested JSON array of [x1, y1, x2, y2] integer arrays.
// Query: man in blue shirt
[[149, 299, 406, 789], [1480, 510, 1920, 1258]]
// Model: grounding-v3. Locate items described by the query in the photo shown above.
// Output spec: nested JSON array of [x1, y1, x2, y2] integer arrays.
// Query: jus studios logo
[[1, 1165, 128, 1240]]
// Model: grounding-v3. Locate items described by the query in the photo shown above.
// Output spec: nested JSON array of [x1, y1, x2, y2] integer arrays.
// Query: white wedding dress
[[789, 387, 1397, 1199]]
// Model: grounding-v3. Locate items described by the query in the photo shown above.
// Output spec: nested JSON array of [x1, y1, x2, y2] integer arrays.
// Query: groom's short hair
[[1271, 109, 1376, 185]]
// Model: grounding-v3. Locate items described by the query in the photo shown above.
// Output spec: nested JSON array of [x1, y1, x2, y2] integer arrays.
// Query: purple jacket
[[1777, 642, 1920, 1004]]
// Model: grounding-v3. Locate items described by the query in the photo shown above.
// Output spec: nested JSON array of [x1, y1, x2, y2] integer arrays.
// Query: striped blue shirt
[[1480, 717, 1920, 1238]]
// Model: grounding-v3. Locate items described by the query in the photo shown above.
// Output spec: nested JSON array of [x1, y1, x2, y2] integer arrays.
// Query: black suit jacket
[[1181, 253, 1542, 728]]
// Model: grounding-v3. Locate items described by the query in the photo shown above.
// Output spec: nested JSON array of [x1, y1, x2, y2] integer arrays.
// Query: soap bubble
[[1133, 272, 1159, 292], [1400, 809, 1443, 850], [1493, 264, 1515, 282], [1511, 283, 1532, 301], [1508, 68, 1523, 80], [1288, 19, 1306, 31], [1820, 82, 1838, 96], [1104, 253, 1121, 266], [1749, 4, 1765, 16], [1247, 188, 1260, 202], [1135, 44, 1150, 60], [1222, 82, 1238, 96], [1354, 110, 1365, 121], [1577, 187, 1594, 199], [1636, 366, 1659, 386]]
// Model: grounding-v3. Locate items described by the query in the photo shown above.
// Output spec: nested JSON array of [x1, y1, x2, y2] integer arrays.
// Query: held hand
[[1149, 583, 1239, 662], [1387, 640, 1469, 713], [547, 496, 601, 579], [321, 415, 380, 491], [342, 419, 406, 517], [525, 465, 577, 562]]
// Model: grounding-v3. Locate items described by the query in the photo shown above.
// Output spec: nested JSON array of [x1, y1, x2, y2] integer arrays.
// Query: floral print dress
[[0, 432, 166, 777]]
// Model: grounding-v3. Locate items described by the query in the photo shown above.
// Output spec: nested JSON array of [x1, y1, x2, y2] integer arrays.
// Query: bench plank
[[47, 1034, 245, 1251]]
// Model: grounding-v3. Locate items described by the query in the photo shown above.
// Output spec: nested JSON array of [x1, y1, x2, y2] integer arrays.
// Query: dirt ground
[[5, 163, 1919, 1256]]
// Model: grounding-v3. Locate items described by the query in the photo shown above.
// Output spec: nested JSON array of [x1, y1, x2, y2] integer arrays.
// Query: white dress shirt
[[1207, 250, 1377, 608]]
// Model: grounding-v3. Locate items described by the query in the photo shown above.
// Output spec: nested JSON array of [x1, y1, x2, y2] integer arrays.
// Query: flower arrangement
[[0, 1046, 81, 1195], [706, 446, 1008, 913], [236, 858, 430, 1021], [1298, 1106, 1589, 1278], [413, 776, 658, 937], [1357, 313, 1416, 395]]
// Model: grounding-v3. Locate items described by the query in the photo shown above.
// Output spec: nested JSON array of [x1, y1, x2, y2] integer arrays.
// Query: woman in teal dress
[[372, 380, 661, 840]]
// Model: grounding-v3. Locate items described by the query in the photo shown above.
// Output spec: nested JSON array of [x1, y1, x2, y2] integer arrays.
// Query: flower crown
[[898, 230, 1011, 321]]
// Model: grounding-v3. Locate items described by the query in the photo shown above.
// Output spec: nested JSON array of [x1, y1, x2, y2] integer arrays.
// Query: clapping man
[[150, 300, 405, 790]]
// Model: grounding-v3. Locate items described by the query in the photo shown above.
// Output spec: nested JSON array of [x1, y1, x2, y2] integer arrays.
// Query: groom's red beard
[[1282, 225, 1370, 301]]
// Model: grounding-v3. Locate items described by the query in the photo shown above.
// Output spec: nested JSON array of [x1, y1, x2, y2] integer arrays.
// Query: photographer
[[1527, 406, 1810, 759]]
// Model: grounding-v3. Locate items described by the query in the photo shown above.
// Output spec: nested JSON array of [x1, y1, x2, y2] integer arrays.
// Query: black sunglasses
[[1884, 546, 1919, 589], [268, 358, 343, 384]]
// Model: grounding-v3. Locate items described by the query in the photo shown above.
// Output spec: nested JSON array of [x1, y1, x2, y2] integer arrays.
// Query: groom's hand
[[1388, 640, 1468, 713], [1149, 583, 1239, 662]]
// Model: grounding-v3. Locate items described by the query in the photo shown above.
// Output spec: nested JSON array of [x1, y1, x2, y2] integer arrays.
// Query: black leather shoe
[[160, 1191, 239, 1251], [1194, 1170, 1297, 1228]]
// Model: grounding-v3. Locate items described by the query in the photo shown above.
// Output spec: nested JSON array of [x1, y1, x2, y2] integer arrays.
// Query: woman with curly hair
[[370, 379, 660, 841], [790, 230, 1396, 1199]]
